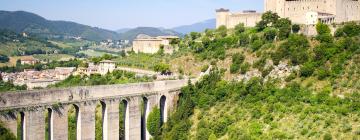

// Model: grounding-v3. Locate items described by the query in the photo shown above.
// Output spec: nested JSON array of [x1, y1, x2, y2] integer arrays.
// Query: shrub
[[0, 122, 16, 140], [153, 63, 171, 74], [0, 55, 9, 63], [292, 24, 301, 33], [147, 107, 161, 138], [240, 62, 251, 74], [323, 133, 332, 140], [232, 53, 245, 65], [201, 65, 209, 72], [335, 22, 360, 37], [316, 22, 331, 35], [230, 64, 240, 74], [251, 40, 263, 51], [263, 27, 278, 42], [238, 33, 250, 46], [316, 34, 333, 43], [235, 23, 245, 35], [316, 67, 330, 80], [300, 62, 315, 77]]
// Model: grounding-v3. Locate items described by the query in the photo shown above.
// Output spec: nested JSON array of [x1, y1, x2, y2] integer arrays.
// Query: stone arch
[[159, 95, 167, 124], [45, 108, 53, 140], [18, 111, 25, 140], [68, 104, 80, 140], [141, 97, 150, 140], [95, 101, 108, 140], [120, 99, 129, 140]]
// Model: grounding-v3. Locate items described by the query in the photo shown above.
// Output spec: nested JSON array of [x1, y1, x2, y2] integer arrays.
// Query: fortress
[[216, 0, 360, 28]]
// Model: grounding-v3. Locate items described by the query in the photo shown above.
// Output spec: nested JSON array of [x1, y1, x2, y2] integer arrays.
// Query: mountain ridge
[[172, 19, 216, 34], [0, 10, 120, 41]]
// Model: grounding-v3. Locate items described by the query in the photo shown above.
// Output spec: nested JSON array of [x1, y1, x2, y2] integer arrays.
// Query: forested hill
[[118, 27, 183, 41], [157, 11, 360, 140], [0, 11, 120, 41]]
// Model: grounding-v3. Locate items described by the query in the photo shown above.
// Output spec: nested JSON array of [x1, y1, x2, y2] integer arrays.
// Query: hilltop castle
[[216, 0, 360, 28]]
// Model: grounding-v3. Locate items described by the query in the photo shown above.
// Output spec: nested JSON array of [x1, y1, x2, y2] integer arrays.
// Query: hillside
[[0, 29, 62, 57], [153, 12, 360, 140], [0, 11, 120, 41], [118, 27, 182, 41], [172, 19, 216, 34]]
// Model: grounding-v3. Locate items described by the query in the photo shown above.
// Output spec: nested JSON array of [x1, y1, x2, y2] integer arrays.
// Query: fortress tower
[[216, 8, 230, 28]]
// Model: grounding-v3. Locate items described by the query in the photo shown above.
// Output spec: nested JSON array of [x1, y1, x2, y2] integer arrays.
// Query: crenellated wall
[[0, 80, 187, 140]]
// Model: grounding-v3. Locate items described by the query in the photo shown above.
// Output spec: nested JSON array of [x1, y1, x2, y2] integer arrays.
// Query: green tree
[[256, 11, 280, 31], [300, 62, 315, 77], [0, 55, 9, 63], [217, 25, 228, 37], [275, 18, 292, 40], [316, 22, 331, 35], [153, 63, 171, 74], [292, 24, 301, 33], [147, 107, 161, 138], [335, 22, 360, 37], [234, 23, 245, 35], [263, 27, 278, 42], [0, 122, 16, 140]]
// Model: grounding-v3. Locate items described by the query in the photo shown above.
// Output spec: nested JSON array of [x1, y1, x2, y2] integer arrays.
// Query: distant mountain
[[172, 19, 216, 34], [119, 27, 182, 41], [116, 28, 132, 34], [0, 11, 120, 41]]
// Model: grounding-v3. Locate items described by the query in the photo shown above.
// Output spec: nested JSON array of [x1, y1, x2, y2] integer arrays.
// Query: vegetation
[[153, 63, 171, 74], [161, 69, 360, 139], [68, 106, 77, 140], [51, 70, 153, 88], [147, 107, 162, 139], [0, 122, 16, 140], [0, 80, 26, 92], [160, 12, 360, 140]]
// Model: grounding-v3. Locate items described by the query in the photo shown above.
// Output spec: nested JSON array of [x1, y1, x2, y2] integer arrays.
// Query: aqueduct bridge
[[0, 80, 189, 140]]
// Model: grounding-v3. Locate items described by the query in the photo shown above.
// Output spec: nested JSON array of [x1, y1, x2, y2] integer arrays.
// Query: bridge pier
[[80, 102, 96, 140], [52, 105, 69, 140], [105, 99, 120, 140], [129, 97, 141, 140], [25, 109, 45, 140]]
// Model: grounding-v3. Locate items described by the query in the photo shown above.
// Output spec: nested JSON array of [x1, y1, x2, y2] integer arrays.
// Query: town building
[[132, 34, 179, 54], [98, 60, 116, 75], [1, 67, 76, 89], [74, 61, 117, 76], [20, 57, 39, 65], [216, 0, 360, 29]]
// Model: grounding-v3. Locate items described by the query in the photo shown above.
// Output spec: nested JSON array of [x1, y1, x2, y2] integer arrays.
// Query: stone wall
[[216, 10, 262, 28]]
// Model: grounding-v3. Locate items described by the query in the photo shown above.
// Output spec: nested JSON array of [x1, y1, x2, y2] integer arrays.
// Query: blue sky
[[0, 0, 263, 30]]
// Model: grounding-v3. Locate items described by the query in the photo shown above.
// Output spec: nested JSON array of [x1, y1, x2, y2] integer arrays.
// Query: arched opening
[[160, 96, 167, 125], [68, 104, 80, 140], [119, 100, 129, 140], [141, 97, 150, 140], [17, 112, 25, 140], [45, 108, 53, 140], [95, 101, 107, 140]]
